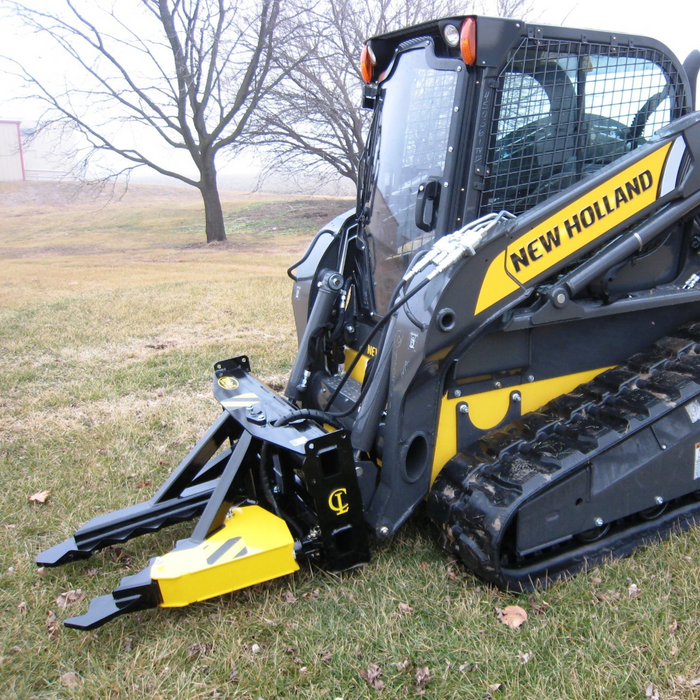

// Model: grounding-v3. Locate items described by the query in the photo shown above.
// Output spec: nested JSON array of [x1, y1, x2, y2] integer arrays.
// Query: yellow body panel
[[151, 505, 299, 607], [430, 367, 612, 484], [344, 346, 370, 383], [475, 142, 673, 315]]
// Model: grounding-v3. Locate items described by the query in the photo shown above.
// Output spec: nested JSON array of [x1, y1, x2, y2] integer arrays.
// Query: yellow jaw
[[151, 505, 299, 608]]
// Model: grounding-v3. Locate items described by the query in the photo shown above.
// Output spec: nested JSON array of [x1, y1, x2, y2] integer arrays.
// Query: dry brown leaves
[[594, 589, 621, 604], [107, 546, 132, 565], [486, 682, 503, 698], [28, 489, 50, 504], [187, 642, 213, 658], [398, 602, 414, 614], [282, 590, 297, 604], [60, 671, 81, 689], [517, 651, 533, 665], [447, 563, 463, 581], [496, 605, 528, 630], [360, 662, 385, 690], [46, 610, 60, 640], [674, 676, 700, 689], [18, 601, 28, 615], [415, 666, 430, 691], [56, 589, 85, 609], [528, 596, 550, 615], [644, 681, 660, 699]]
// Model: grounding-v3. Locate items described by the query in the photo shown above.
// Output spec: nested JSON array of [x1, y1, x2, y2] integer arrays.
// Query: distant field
[[2, 181, 700, 699]]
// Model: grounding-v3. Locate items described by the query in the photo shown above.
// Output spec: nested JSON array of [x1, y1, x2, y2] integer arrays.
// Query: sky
[[0, 0, 697, 189], [534, 0, 698, 68]]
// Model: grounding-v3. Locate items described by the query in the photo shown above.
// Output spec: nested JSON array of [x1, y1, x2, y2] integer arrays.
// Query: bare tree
[[2, 0, 292, 242], [253, 0, 533, 187]]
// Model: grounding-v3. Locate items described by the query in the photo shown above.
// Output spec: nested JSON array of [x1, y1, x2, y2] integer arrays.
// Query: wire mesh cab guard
[[480, 38, 686, 216]]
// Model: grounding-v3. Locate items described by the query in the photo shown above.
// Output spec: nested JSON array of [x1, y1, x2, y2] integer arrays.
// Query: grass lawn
[[1, 181, 700, 699]]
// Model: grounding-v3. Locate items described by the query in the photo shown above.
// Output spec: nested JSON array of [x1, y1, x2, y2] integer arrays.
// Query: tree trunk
[[200, 159, 227, 243]]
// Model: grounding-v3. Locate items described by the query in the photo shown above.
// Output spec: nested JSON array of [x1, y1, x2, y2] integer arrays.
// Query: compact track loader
[[39, 15, 700, 629]]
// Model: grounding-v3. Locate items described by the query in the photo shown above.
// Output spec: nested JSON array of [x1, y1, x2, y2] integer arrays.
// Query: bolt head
[[527, 375, 535, 383], [459, 404, 468, 414], [594, 517, 604, 527], [494, 381, 502, 389], [512, 392, 521, 402], [655, 496, 664, 505], [454, 389, 462, 398], [378, 526, 390, 537], [555, 292, 566, 306]]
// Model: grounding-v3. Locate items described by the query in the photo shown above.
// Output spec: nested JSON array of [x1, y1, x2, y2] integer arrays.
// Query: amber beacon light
[[360, 43, 376, 83], [460, 17, 477, 65]]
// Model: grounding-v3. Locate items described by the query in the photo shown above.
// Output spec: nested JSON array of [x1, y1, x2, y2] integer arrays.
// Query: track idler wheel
[[576, 522, 611, 543], [638, 501, 669, 521]]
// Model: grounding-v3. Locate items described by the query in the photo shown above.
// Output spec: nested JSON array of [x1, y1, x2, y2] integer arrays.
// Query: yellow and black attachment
[[40, 356, 369, 630]]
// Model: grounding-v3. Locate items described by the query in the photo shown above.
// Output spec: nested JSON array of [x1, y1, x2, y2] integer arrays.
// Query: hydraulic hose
[[273, 275, 433, 430], [276, 211, 514, 430]]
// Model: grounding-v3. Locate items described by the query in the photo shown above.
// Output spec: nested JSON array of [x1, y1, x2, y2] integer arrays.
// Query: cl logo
[[328, 488, 349, 515]]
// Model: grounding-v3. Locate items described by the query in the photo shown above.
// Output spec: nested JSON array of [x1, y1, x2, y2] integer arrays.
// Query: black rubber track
[[427, 323, 700, 590]]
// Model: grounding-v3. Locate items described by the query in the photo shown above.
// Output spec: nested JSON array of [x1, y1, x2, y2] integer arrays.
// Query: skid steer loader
[[39, 15, 700, 630]]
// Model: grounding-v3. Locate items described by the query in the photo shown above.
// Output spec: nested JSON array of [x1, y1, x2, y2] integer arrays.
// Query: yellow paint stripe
[[220, 398, 260, 409], [430, 367, 612, 484], [475, 142, 672, 315]]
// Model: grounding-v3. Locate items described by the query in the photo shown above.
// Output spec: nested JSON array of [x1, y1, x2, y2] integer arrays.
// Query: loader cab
[[358, 36, 467, 313], [357, 16, 692, 315]]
